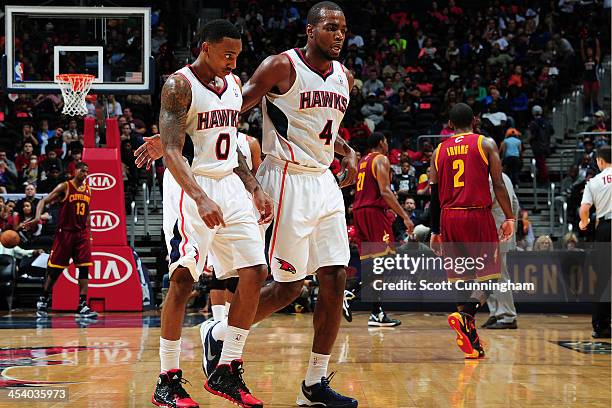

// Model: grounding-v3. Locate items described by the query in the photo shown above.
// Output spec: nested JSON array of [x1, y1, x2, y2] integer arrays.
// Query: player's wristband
[[505, 218, 516, 222]]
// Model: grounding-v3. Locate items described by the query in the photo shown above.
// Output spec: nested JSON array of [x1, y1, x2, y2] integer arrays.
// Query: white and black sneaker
[[36, 296, 49, 318], [342, 290, 355, 323], [368, 309, 401, 327], [76, 302, 98, 318]]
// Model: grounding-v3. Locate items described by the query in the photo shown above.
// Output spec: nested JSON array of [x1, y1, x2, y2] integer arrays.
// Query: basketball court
[[0, 3, 610, 408]]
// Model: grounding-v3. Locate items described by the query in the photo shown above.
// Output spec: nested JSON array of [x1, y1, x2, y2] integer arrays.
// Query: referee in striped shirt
[[579, 145, 611, 338]]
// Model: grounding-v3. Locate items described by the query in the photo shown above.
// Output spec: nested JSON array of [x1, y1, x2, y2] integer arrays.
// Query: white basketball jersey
[[236, 132, 252, 171], [175, 65, 242, 177], [262, 48, 350, 170]]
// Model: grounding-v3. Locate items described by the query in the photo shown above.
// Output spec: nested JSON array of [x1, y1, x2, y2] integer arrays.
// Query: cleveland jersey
[[353, 152, 388, 210], [435, 132, 492, 209], [262, 48, 350, 169], [174, 65, 242, 177], [58, 180, 91, 231]]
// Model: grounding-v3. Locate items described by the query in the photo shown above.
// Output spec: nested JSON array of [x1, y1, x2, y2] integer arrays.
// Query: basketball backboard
[[4, 6, 153, 94]]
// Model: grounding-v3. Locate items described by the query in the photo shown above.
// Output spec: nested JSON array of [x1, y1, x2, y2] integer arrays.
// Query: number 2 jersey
[[174, 65, 242, 177], [435, 132, 492, 209], [262, 48, 350, 169], [57, 179, 91, 231]]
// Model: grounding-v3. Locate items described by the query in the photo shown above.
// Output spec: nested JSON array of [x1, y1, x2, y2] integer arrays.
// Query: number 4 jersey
[[435, 132, 493, 209], [174, 65, 242, 177], [262, 48, 350, 169]]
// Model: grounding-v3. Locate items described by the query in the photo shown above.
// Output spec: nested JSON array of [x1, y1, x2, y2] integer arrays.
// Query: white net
[[55, 74, 95, 116]]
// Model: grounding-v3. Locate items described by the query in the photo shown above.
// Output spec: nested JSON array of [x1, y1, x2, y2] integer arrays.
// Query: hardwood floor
[[0, 312, 609, 407]]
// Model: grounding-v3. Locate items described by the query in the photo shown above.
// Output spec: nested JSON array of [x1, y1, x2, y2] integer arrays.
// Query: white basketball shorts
[[257, 156, 350, 282], [163, 169, 266, 281]]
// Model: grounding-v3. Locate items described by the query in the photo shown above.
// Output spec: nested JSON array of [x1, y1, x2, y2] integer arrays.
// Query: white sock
[[218, 326, 249, 365], [159, 337, 181, 372], [211, 305, 225, 322], [224, 302, 231, 319], [304, 352, 330, 386], [211, 318, 227, 341]]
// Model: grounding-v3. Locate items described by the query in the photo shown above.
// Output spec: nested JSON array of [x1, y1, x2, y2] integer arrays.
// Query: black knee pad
[[225, 277, 239, 294], [78, 267, 89, 280], [47, 267, 64, 280], [209, 271, 226, 291]]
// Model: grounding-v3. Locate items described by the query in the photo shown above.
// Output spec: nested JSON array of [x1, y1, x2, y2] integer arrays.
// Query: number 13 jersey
[[262, 48, 350, 169], [175, 65, 242, 177]]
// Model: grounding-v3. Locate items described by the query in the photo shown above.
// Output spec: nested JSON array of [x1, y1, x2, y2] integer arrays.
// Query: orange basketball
[[0, 230, 21, 248]]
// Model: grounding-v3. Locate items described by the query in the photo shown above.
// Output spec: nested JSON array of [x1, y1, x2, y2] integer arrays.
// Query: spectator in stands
[[62, 119, 79, 143], [499, 128, 524, 187], [120, 123, 133, 142], [65, 149, 83, 178], [21, 156, 40, 187], [533, 235, 554, 251], [528, 105, 553, 184], [561, 165, 582, 196], [0, 240, 45, 274], [46, 127, 66, 158], [37, 119, 52, 154], [581, 37, 601, 116], [151, 25, 168, 55], [104, 94, 123, 118], [361, 93, 385, 128], [20, 124, 39, 153], [124, 107, 147, 140], [362, 69, 384, 98], [41, 149, 63, 175], [588, 110, 608, 134], [0, 160, 17, 194], [516, 209, 535, 251], [38, 165, 64, 194], [14, 142, 35, 172], [14, 200, 44, 247], [392, 160, 416, 194], [562, 232, 580, 250], [15, 184, 39, 218], [0, 151, 18, 180]]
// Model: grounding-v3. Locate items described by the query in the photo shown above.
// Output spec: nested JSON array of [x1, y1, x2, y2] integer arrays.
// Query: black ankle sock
[[79, 295, 87, 304], [461, 299, 481, 317], [371, 302, 382, 314]]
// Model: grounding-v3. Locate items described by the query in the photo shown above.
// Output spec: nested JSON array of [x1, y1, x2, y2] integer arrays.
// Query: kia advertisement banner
[[52, 247, 142, 311], [83, 149, 126, 246]]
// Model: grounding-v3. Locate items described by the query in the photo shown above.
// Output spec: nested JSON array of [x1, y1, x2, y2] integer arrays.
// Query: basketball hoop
[[55, 74, 95, 116]]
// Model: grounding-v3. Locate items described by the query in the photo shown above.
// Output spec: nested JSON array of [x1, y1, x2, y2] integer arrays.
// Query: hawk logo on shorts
[[276, 258, 297, 274]]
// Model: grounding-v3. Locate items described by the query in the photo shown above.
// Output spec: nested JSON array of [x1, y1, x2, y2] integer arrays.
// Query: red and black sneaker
[[204, 359, 263, 408], [448, 312, 485, 359], [151, 369, 199, 408]]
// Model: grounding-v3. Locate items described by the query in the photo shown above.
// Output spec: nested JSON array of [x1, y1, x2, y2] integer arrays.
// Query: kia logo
[[90, 210, 120, 232], [87, 173, 117, 191], [62, 252, 133, 288]]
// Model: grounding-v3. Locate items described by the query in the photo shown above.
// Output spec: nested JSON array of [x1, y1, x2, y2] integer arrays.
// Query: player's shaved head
[[367, 132, 386, 149], [307, 1, 344, 25], [449, 103, 474, 129], [198, 19, 241, 46]]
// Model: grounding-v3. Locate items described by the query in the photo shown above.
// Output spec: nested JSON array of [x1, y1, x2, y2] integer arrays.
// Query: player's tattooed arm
[[160, 74, 225, 228], [483, 136, 515, 241], [234, 148, 273, 224], [334, 135, 358, 188], [234, 149, 259, 194]]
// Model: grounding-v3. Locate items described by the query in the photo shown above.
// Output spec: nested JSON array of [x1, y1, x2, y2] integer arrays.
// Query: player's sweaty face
[[313, 12, 346, 59], [76, 166, 89, 182], [207, 38, 242, 77]]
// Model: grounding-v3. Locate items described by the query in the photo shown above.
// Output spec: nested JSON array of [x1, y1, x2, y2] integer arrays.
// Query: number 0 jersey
[[174, 65, 242, 177], [435, 132, 492, 209], [262, 48, 350, 170]]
